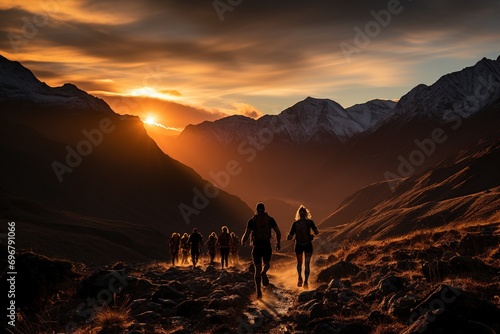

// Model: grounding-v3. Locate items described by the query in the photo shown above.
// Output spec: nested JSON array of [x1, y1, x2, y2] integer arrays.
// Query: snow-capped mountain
[[180, 56, 500, 148], [180, 97, 396, 146], [0, 55, 114, 114], [391, 56, 500, 123], [345, 99, 397, 129]]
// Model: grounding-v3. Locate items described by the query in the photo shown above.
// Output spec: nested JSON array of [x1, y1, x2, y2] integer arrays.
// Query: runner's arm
[[310, 220, 319, 235], [286, 222, 296, 240], [273, 224, 281, 251], [241, 227, 251, 246]]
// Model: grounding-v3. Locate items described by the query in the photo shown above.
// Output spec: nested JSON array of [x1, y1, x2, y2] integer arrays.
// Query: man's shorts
[[252, 244, 272, 265], [294, 242, 313, 254]]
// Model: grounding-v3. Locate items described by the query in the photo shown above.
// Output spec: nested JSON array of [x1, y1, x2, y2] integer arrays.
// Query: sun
[[144, 116, 156, 125]]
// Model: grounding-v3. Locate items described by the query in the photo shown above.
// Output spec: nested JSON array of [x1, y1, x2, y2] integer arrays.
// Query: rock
[[368, 310, 391, 324], [448, 256, 497, 279], [312, 321, 339, 334], [309, 302, 329, 320], [421, 260, 448, 282], [77, 269, 131, 298], [408, 285, 500, 330], [3, 252, 77, 312], [421, 256, 496, 282], [157, 298, 178, 307], [151, 284, 185, 301], [338, 322, 371, 334], [176, 300, 205, 317], [377, 275, 406, 294], [458, 233, 499, 256], [385, 292, 419, 318], [202, 309, 234, 325], [298, 290, 318, 303], [112, 262, 126, 270], [337, 289, 359, 303], [134, 310, 161, 323], [317, 261, 361, 283], [405, 309, 496, 334], [207, 294, 243, 310]]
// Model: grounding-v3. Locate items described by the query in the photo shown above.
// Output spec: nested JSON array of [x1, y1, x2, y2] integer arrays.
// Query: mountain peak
[[391, 56, 500, 122], [0, 54, 114, 115]]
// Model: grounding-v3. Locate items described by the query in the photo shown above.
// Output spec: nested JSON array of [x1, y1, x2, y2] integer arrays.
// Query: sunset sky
[[1, 0, 499, 131]]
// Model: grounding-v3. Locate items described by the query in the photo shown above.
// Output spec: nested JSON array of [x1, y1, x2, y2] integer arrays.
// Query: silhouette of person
[[180, 233, 190, 265], [168, 232, 181, 266], [188, 228, 203, 268], [217, 226, 232, 269], [230, 232, 239, 265], [206, 232, 217, 264], [242, 202, 281, 299], [287, 205, 319, 288]]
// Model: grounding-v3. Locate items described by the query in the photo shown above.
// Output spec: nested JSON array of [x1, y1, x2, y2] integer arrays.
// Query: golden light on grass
[[93, 306, 133, 334]]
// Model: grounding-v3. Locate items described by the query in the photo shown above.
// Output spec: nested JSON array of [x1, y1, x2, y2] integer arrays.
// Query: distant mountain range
[[1, 54, 499, 264], [0, 55, 252, 264], [178, 56, 500, 147], [180, 97, 396, 146], [163, 56, 500, 229]]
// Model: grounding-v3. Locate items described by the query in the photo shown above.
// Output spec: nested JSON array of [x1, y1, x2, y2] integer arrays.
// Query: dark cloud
[[2, 1, 499, 69], [1, 1, 499, 112]]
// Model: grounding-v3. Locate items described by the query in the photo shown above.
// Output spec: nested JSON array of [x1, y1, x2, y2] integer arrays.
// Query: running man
[[241, 202, 281, 299]]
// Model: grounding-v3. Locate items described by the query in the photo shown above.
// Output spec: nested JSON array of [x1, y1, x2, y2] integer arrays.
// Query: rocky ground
[[3, 222, 499, 333]]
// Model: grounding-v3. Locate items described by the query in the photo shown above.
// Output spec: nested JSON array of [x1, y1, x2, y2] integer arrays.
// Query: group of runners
[[168, 226, 240, 269], [168, 202, 319, 299]]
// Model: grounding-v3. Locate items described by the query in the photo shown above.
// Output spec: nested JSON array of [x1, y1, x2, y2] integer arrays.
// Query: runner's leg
[[296, 252, 303, 286], [304, 252, 312, 286]]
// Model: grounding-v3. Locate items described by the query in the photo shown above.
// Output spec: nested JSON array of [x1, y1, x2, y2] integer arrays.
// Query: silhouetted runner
[[242, 202, 281, 299], [287, 205, 319, 288], [168, 232, 181, 266], [206, 232, 217, 264], [180, 233, 190, 265], [230, 232, 239, 265], [217, 226, 232, 269], [188, 228, 203, 268]]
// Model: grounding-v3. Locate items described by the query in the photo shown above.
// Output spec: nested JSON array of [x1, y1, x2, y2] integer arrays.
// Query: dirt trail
[[243, 260, 315, 333]]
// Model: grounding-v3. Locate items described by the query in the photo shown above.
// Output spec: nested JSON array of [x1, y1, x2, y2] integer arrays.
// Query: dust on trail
[[243, 258, 319, 333]]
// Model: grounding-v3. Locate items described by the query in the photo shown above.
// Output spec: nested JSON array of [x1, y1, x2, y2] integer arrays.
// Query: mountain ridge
[[0, 55, 114, 114], [0, 54, 253, 264]]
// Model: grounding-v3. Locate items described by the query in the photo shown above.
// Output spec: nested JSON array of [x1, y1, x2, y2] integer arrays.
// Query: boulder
[[317, 262, 361, 283], [405, 309, 496, 334], [328, 279, 344, 290], [408, 285, 500, 330], [77, 269, 131, 298], [3, 252, 77, 312], [176, 300, 205, 317], [207, 294, 244, 310], [458, 233, 499, 256], [377, 275, 407, 294], [298, 290, 318, 303], [151, 284, 185, 301]]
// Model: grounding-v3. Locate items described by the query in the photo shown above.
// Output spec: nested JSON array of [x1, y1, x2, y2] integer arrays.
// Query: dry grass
[[92, 306, 133, 334]]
